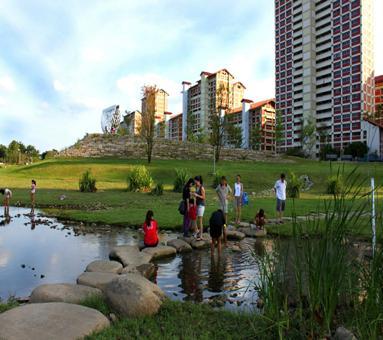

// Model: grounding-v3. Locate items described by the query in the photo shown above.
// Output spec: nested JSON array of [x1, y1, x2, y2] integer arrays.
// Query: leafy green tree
[[25, 145, 40, 160], [250, 123, 262, 151], [7, 140, 22, 164], [301, 117, 316, 158], [344, 142, 368, 158], [226, 122, 242, 148], [0, 144, 7, 161]]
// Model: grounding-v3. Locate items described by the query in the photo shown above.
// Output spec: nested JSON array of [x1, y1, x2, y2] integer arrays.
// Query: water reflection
[[1, 208, 265, 310]]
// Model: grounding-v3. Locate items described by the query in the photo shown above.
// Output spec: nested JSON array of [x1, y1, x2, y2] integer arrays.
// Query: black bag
[[178, 200, 186, 215]]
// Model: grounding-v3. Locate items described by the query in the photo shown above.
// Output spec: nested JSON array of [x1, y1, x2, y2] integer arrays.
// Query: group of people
[[1, 179, 37, 218]]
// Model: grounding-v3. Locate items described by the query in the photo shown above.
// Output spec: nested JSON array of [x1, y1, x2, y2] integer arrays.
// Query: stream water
[[0, 208, 269, 310]]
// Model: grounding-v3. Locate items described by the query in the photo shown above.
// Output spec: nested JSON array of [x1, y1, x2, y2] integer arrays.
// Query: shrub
[[79, 170, 97, 192], [173, 168, 190, 193], [287, 172, 301, 198], [344, 142, 368, 158], [151, 183, 164, 196], [127, 166, 154, 192], [285, 147, 306, 158], [326, 175, 343, 196]]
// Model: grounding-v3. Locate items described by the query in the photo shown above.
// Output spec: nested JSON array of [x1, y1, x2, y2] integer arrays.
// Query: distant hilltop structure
[[102, 68, 277, 152]]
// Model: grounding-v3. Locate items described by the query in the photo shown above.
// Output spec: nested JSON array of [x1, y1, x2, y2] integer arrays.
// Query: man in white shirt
[[274, 174, 287, 224]]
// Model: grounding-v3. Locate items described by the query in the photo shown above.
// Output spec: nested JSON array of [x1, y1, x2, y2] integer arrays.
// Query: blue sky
[[0, 0, 382, 151]]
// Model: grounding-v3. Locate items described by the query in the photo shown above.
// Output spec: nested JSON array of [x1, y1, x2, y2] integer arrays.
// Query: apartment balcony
[[316, 94, 332, 102], [316, 102, 332, 112], [316, 69, 332, 79], [316, 26, 331, 37]]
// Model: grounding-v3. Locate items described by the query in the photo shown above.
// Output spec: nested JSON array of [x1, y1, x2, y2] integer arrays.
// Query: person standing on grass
[[209, 209, 225, 256], [216, 176, 232, 243], [274, 173, 287, 224], [0, 188, 12, 217], [143, 210, 159, 247], [193, 176, 206, 240], [182, 178, 195, 237], [233, 175, 244, 225], [30, 179, 36, 216]]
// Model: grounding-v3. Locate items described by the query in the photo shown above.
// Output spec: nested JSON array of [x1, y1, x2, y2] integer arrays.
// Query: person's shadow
[[208, 255, 225, 293], [0, 215, 11, 226]]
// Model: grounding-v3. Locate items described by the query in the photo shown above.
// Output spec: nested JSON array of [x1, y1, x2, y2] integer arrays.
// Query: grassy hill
[[1, 157, 382, 235]]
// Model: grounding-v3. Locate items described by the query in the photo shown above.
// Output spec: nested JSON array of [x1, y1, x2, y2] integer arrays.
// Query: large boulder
[[120, 263, 157, 279], [86, 260, 123, 274], [190, 234, 211, 249], [225, 230, 246, 241], [0, 302, 109, 340], [109, 245, 152, 270], [104, 273, 166, 317], [167, 239, 192, 253], [77, 272, 119, 291], [142, 245, 176, 259], [30, 283, 102, 304]]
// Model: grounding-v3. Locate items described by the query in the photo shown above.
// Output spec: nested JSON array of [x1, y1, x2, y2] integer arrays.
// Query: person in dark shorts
[[274, 173, 287, 224], [209, 209, 225, 256]]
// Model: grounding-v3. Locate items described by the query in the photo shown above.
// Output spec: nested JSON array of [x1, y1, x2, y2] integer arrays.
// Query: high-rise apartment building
[[275, 0, 375, 156], [181, 69, 246, 140], [141, 88, 169, 125], [375, 75, 383, 114]]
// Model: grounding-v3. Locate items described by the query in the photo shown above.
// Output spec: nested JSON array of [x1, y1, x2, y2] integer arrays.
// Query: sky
[[0, 0, 382, 151]]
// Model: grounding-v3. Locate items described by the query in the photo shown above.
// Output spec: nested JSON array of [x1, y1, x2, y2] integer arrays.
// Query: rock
[[86, 260, 123, 274], [190, 238, 210, 249], [121, 263, 156, 279], [109, 245, 152, 270], [30, 283, 102, 304], [178, 236, 193, 245], [238, 227, 267, 238], [105, 274, 166, 317], [167, 239, 192, 253], [142, 245, 176, 260], [0, 302, 109, 340], [226, 230, 245, 241], [230, 245, 241, 252], [77, 272, 119, 291], [334, 326, 357, 340], [256, 298, 264, 309]]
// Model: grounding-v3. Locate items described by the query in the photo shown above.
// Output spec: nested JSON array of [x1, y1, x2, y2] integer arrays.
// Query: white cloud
[[0, 75, 16, 92], [53, 79, 66, 92]]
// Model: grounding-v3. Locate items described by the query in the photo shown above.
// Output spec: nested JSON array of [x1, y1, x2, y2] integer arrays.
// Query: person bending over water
[[209, 209, 225, 256], [193, 176, 206, 241], [0, 188, 12, 217], [254, 209, 266, 230], [143, 210, 159, 248], [30, 179, 36, 215]]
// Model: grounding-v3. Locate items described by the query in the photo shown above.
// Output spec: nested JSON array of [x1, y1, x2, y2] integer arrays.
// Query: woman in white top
[[30, 179, 36, 215], [233, 175, 243, 225], [1, 188, 12, 216]]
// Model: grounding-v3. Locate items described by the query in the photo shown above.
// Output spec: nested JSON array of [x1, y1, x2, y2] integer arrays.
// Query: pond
[[0, 208, 268, 310]]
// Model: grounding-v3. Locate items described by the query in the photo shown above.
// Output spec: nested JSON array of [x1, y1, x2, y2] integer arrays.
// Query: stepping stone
[[77, 272, 119, 291], [167, 239, 192, 253], [120, 263, 156, 279], [30, 283, 102, 304], [238, 227, 267, 238], [178, 236, 193, 245], [0, 302, 109, 340], [109, 245, 153, 270], [142, 245, 176, 260], [226, 230, 246, 241], [190, 239, 210, 249], [86, 260, 123, 274], [105, 274, 166, 317]]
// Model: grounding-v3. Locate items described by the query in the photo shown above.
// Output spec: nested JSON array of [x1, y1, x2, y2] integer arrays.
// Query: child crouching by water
[[143, 210, 159, 248], [0, 188, 12, 217], [254, 209, 266, 230]]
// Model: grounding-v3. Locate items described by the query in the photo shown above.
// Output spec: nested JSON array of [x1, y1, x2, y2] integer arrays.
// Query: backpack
[[178, 200, 186, 215], [242, 192, 249, 206]]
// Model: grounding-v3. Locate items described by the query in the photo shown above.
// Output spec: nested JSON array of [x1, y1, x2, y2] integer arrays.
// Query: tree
[[344, 142, 368, 158], [7, 140, 22, 164], [274, 110, 284, 154], [208, 83, 232, 162], [0, 144, 7, 161], [25, 145, 39, 161], [140, 85, 157, 163], [301, 117, 316, 158], [226, 122, 242, 148], [250, 123, 263, 151]]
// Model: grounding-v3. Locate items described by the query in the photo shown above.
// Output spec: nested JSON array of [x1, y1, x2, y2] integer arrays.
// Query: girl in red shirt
[[143, 210, 159, 247]]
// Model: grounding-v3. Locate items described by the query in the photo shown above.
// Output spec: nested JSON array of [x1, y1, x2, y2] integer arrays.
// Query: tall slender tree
[[140, 85, 157, 163], [274, 110, 284, 154]]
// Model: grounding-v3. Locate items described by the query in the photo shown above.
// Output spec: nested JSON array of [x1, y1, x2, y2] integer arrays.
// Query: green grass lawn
[[1, 157, 382, 236]]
